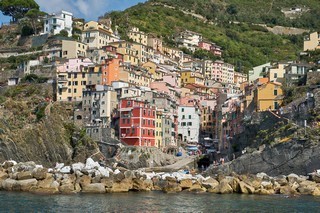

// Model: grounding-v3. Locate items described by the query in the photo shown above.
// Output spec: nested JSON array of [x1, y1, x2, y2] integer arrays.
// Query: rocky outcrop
[[1, 159, 320, 196], [206, 140, 320, 176], [0, 84, 102, 167]]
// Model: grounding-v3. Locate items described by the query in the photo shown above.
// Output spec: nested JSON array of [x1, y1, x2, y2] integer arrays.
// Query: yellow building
[[81, 21, 120, 49], [62, 40, 87, 59], [180, 70, 204, 86], [128, 27, 148, 46], [132, 43, 154, 65], [254, 82, 283, 111], [110, 41, 139, 65], [142, 61, 159, 79], [155, 110, 163, 148], [56, 58, 99, 101], [267, 62, 288, 82], [303, 32, 320, 51], [119, 65, 153, 87]]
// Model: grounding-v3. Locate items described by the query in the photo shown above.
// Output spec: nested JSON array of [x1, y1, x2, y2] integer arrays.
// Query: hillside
[[0, 83, 102, 167], [105, 0, 318, 72]]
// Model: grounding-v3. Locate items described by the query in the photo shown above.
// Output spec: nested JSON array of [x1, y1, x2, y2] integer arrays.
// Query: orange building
[[101, 58, 122, 85]]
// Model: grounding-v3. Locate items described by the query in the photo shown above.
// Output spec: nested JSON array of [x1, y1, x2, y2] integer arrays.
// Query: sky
[[0, 0, 147, 24]]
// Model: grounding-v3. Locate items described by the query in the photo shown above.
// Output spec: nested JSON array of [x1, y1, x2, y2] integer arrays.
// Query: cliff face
[[207, 139, 320, 176], [0, 84, 101, 167]]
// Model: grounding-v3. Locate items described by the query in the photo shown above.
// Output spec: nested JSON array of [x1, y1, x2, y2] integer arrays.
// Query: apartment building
[[44, 10, 73, 36]]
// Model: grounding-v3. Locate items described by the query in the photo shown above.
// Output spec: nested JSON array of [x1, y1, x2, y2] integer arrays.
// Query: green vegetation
[[106, 1, 304, 72], [25, 9, 46, 35], [21, 74, 48, 84], [151, 0, 320, 29], [0, 0, 39, 22]]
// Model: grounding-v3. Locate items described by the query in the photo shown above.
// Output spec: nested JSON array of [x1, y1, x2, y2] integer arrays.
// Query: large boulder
[[71, 163, 85, 173], [15, 179, 38, 191], [60, 166, 71, 174], [12, 162, 37, 172], [101, 177, 114, 188], [59, 183, 76, 194], [17, 171, 33, 180], [239, 181, 255, 194], [113, 172, 125, 182], [132, 179, 153, 191], [273, 175, 288, 186], [32, 168, 48, 180], [2, 179, 17, 191], [279, 185, 298, 195], [78, 175, 92, 188], [0, 171, 8, 180], [106, 178, 133, 193], [179, 179, 193, 189], [208, 179, 233, 194], [163, 182, 182, 193], [261, 181, 273, 190], [82, 183, 106, 193], [84, 158, 100, 170], [201, 177, 219, 190], [152, 178, 167, 191], [256, 188, 275, 195], [33, 177, 60, 194], [2, 161, 17, 169], [187, 182, 207, 193], [297, 180, 318, 195]]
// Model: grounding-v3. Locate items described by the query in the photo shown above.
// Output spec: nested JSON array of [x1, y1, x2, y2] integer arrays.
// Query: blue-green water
[[1, 191, 320, 212]]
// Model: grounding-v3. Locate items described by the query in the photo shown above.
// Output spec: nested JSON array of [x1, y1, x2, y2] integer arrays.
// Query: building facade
[[119, 99, 156, 147], [44, 11, 73, 36]]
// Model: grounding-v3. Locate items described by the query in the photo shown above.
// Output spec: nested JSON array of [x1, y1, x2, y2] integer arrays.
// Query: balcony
[[57, 77, 68, 82], [58, 83, 68, 89]]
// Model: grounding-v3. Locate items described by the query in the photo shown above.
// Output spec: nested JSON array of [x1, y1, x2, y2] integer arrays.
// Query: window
[[274, 90, 278, 96], [148, 120, 150, 125], [274, 102, 279, 110], [74, 88, 77, 93], [127, 119, 130, 124], [274, 73, 277, 78], [82, 73, 85, 78], [182, 122, 186, 126], [132, 128, 135, 134], [127, 101, 131, 106], [181, 108, 184, 112], [188, 122, 192, 126], [182, 115, 185, 119], [68, 89, 71, 93], [189, 115, 191, 119], [74, 73, 77, 78], [148, 130, 150, 135]]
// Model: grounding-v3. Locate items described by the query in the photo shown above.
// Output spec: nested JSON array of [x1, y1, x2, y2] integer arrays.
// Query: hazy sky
[[0, 0, 147, 24]]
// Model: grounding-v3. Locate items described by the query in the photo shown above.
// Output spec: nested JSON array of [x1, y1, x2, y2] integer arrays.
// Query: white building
[[178, 106, 200, 142], [82, 85, 116, 126], [44, 11, 73, 36], [175, 30, 203, 52]]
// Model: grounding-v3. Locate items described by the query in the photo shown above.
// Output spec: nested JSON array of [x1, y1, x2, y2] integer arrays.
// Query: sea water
[[1, 191, 320, 212]]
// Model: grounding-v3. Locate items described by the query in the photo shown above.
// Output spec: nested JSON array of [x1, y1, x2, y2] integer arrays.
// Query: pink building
[[198, 41, 212, 51]]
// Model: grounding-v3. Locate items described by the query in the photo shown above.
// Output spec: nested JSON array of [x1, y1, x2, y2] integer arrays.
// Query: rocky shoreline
[[1, 158, 320, 196]]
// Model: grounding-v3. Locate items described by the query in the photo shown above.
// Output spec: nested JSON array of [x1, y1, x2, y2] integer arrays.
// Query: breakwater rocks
[[1, 159, 320, 196]]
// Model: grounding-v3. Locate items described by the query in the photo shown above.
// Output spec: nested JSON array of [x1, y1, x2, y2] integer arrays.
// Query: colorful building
[[254, 82, 283, 111], [101, 57, 122, 85], [56, 58, 96, 101], [119, 99, 156, 147]]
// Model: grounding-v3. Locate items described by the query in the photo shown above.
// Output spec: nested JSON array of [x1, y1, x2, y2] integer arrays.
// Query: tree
[[0, 0, 39, 22], [58, 29, 69, 37], [25, 9, 46, 35]]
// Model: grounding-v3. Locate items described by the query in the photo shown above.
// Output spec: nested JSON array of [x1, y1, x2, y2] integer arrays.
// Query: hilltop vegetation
[[106, 0, 312, 72]]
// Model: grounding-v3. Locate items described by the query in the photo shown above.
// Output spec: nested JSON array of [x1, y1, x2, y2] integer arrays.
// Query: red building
[[119, 99, 156, 147]]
